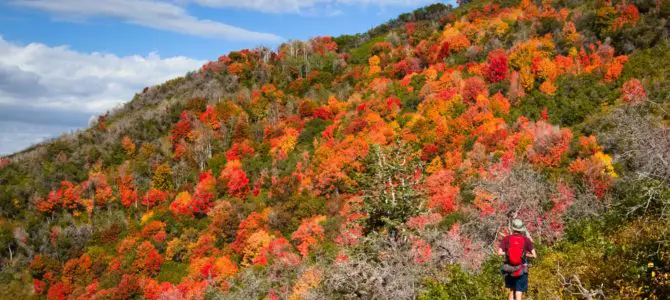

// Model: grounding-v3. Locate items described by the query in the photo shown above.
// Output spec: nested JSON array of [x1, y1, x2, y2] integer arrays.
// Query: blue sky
[[0, 0, 453, 155]]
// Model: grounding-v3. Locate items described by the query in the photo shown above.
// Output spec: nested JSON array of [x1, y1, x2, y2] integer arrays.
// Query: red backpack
[[506, 235, 526, 277]]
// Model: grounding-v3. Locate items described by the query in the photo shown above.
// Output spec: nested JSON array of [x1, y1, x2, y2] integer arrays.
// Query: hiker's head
[[512, 218, 526, 233]]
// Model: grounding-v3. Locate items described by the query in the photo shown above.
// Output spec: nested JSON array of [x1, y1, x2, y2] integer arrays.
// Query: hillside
[[1, 0, 669, 299]]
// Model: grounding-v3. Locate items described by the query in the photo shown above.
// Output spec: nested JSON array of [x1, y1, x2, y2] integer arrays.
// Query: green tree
[[0, 221, 14, 262], [152, 163, 174, 191], [356, 142, 425, 234]]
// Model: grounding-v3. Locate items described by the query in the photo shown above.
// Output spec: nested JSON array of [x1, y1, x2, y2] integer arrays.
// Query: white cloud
[[188, 0, 436, 14], [190, 0, 313, 13], [0, 36, 204, 112], [0, 36, 205, 155], [12, 0, 283, 42]]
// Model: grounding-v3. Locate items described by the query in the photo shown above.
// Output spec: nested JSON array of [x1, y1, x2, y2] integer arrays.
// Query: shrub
[[356, 143, 424, 233], [157, 261, 189, 284], [509, 73, 617, 126]]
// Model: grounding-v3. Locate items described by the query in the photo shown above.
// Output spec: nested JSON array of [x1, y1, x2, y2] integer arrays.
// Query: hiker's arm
[[527, 249, 537, 258], [497, 248, 505, 256]]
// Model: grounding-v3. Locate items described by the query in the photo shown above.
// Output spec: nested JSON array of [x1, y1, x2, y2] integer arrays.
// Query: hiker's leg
[[508, 289, 515, 300], [514, 291, 523, 300]]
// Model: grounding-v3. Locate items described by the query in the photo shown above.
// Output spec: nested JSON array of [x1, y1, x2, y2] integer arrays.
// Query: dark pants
[[505, 273, 528, 292]]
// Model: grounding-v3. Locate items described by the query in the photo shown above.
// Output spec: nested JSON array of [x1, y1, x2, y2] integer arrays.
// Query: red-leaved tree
[[485, 49, 509, 83], [192, 171, 216, 214]]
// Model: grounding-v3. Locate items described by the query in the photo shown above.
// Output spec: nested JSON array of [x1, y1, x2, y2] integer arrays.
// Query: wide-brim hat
[[512, 218, 526, 232]]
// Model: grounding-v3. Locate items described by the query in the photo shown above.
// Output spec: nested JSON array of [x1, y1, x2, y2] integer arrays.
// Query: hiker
[[498, 219, 536, 300]]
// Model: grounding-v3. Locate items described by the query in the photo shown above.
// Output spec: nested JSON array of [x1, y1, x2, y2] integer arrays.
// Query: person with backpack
[[498, 219, 537, 300]]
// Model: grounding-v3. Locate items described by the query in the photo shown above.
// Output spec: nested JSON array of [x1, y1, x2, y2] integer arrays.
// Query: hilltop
[[0, 0, 669, 299]]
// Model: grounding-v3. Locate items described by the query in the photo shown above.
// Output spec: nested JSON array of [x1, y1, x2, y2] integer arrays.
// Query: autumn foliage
[[485, 49, 508, 83], [15, 0, 668, 299], [621, 78, 647, 105], [192, 171, 216, 214], [219, 160, 249, 198], [291, 216, 326, 257]]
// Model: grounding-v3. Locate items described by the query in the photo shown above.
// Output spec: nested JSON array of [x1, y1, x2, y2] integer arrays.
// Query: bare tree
[[556, 265, 605, 300], [191, 121, 214, 171], [172, 161, 192, 190], [421, 227, 487, 272], [471, 163, 554, 245], [597, 106, 670, 185], [312, 234, 430, 300], [216, 260, 308, 300], [564, 186, 604, 221]]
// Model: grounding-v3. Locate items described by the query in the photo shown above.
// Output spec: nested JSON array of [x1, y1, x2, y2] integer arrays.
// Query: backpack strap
[[520, 236, 526, 262]]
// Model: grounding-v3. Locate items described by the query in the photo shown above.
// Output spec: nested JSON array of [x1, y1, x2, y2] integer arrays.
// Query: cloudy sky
[[0, 0, 452, 155]]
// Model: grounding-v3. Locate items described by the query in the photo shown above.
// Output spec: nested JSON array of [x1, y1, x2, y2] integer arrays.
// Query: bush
[[622, 42, 670, 115], [509, 73, 617, 126], [157, 261, 189, 284], [420, 261, 505, 300], [297, 118, 331, 151], [349, 36, 386, 64], [0, 222, 13, 259], [355, 143, 425, 233]]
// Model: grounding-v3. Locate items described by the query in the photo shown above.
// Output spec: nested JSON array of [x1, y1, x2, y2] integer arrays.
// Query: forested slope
[[0, 0, 669, 299]]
